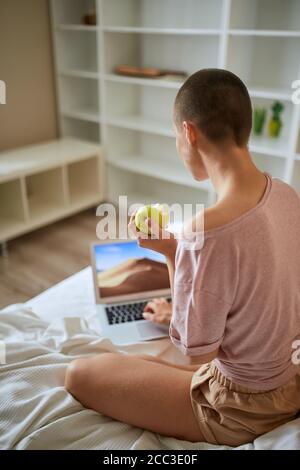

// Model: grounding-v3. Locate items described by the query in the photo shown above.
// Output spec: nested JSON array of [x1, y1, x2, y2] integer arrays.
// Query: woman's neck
[[201, 145, 265, 204]]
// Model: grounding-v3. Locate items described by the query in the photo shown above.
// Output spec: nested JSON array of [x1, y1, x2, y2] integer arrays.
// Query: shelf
[[102, 0, 223, 30], [102, 26, 221, 35], [119, 191, 160, 207], [68, 193, 102, 211], [61, 117, 100, 143], [0, 179, 26, 240], [50, 0, 300, 211], [110, 186, 210, 217], [249, 95, 292, 158], [55, 24, 97, 32], [52, 0, 98, 28], [108, 153, 212, 192], [227, 35, 300, 91], [249, 135, 289, 158], [229, 0, 300, 32], [54, 28, 98, 73], [104, 116, 291, 157], [27, 200, 65, 222], [104, 32, 219, 76], [103, 100, 291, 158], [58, 75, 100, 123], [252, 152, 286, 179], [0, 218, 27, 242], [0, 138, 103, 242], [229, 29, 300, 38], [248, 86, 292, 101], [61, 107, 99, 123], [68, 157, 100, 205], [59, 69, 100, 79], [104, 80, 177, 137], [0, 138, 101, 182], [103, 113, 290, 158], [104, 73, 183, 90], [103, 115, 173, 137], [26, 168, 65, 221], [104, 74, 294, 102]]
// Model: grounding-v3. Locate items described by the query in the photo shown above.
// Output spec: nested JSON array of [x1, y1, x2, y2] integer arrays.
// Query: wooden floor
[[0, 209, 101, 309]]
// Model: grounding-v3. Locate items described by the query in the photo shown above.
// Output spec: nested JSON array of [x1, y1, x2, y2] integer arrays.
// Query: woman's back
[[171, 175, 300, 390]]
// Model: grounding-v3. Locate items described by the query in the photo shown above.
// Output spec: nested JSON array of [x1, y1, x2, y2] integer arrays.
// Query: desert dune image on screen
[[94, 242, 170, 297]]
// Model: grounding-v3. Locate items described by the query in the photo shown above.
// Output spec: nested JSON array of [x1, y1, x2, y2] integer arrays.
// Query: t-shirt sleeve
[[169, 238, 234, 356]]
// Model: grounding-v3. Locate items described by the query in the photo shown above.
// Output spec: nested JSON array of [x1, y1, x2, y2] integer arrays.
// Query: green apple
[[135, 203, 169, 235]]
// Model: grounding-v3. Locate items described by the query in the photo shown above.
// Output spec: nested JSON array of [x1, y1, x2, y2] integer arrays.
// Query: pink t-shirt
[[170, 175, 300, 390]]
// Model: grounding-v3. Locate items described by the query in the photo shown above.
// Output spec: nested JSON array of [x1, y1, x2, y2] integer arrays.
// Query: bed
[[0, 267, 299, 450]]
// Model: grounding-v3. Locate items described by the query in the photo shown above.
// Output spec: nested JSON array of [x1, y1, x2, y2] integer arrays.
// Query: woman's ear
[[183, 121, 197, 146]]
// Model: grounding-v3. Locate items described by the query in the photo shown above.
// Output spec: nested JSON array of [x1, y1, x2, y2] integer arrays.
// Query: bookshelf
[[0, 139, 104, 244], [50, 0, 300, 207]]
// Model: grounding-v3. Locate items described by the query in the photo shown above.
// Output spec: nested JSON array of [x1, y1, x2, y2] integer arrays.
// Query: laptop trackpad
[[137, 322, 169, 339]]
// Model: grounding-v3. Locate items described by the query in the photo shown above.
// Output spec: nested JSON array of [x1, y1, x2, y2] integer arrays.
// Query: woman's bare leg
[[134, 353, 200, 371], [65, 352, 205, 443]]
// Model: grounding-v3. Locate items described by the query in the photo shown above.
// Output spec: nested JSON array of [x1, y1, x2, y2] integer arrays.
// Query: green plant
[[268, 101, 284, 138], [253, 107, 267, 135]]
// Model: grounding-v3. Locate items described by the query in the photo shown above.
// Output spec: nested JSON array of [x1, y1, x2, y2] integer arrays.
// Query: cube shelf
[[101, 0, 223, 30], [230, 0, 300, 32], [26, 168, 65, 221], [61, 117, 100, 143], [104, 81, 175, 136], [252, 153, 287, 179], [68, 157, 100, 205], [0, 179, 26, 241], [50, 0, 300, 209], [55, 30, 98, 73], [106, 127, 211, 192], [250, 96, 293, 158], [52, 0, 96, 27], [107, 166, 212, 210], [104, 32, 219, 76], [227, 35, 300, 91], [58, 75, 100, 123], [0, 139, 104, 243]]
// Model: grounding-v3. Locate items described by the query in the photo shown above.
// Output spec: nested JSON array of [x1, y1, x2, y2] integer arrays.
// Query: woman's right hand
[[128, 213, 177, 261], [143, 298, 172, 326]]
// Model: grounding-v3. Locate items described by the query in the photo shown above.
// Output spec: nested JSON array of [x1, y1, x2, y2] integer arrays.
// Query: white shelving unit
[[50, 0, 300, 207], [0, 139, 104, 244]]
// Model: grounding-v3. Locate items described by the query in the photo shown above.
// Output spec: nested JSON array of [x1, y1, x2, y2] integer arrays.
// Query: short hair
[[174, 69, 252, 147]]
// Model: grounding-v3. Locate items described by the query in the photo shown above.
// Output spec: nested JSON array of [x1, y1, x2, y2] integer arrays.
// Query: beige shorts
[[190, 362, 300, 447]]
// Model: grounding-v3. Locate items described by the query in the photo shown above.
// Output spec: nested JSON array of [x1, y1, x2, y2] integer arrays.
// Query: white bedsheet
[[0, 268, 299, 450]]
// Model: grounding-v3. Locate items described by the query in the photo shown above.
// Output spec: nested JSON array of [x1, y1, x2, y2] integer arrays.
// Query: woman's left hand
[[143, 298, 172, 326]]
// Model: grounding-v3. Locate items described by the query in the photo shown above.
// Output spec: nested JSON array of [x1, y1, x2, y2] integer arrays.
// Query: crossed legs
[[65, 353, 205, 442]]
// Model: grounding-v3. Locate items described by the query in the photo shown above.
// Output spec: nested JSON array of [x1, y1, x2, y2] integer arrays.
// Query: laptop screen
[[92, 241, 171, 302]]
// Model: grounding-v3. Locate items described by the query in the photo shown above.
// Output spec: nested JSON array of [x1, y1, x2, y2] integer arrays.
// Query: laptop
[[90, 240, 171, 344]]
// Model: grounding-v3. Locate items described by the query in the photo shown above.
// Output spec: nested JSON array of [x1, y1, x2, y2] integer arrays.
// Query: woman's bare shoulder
[[204, 206, 230, 231], [186, 205, 229, 233]]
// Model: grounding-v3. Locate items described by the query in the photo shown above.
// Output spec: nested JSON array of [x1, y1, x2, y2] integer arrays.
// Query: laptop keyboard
[[105, 299, 171, 325]]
